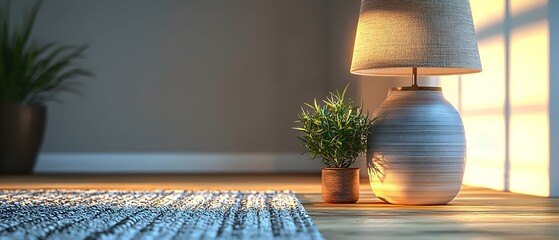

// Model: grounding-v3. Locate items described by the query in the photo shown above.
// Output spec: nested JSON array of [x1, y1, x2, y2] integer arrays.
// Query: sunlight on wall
[[443, 0, 507, 192], [442, 0, 550, 196], [509, 19, 549, 196], [461, 34, 507, 191]]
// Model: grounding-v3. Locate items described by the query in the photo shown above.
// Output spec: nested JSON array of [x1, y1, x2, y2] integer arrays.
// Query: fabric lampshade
[[350, 0, 482, 76]]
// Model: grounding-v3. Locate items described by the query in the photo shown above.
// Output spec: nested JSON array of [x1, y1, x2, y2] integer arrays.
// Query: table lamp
[[350, 0, 482, 205]]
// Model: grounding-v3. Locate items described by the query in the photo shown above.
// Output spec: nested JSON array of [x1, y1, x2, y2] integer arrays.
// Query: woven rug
[[0, 190, 323, 240]]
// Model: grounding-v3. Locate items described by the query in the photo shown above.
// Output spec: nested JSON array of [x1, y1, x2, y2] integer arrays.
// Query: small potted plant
[[0, 1, 91, 173], [294, 84, 374, 203]]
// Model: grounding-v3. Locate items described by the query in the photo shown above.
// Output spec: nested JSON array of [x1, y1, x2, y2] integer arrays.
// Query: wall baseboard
[[35, 152, 325, 173]]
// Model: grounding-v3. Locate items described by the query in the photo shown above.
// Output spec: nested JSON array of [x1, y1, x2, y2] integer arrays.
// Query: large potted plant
[[294, 84, 374, 203], [0, 1, 91, 173]]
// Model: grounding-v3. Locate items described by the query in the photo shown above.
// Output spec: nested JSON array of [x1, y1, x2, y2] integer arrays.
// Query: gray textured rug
[[0, 190, 323, 240]]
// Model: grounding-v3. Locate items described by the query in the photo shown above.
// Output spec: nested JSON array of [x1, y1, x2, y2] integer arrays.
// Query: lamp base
[[367, 86, 465, 205]]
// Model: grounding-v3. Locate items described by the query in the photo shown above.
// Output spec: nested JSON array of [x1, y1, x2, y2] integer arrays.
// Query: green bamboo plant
[[293, 84, 375, 168], [0, 1, 91, 104]]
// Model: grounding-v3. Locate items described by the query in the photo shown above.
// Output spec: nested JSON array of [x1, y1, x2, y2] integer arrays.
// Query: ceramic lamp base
[[367, 87, 466, 205]]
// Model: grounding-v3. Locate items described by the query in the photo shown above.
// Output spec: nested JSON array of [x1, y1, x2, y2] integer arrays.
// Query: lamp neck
[[411, 67, 418, 87]]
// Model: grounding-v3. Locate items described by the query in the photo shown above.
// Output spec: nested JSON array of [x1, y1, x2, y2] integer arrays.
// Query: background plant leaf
[[0, 0, 91, 105]]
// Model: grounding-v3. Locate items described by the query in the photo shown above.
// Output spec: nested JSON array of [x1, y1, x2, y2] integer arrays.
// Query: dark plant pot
[[0, 104, 46, 174], [321, 168, 360, 203]]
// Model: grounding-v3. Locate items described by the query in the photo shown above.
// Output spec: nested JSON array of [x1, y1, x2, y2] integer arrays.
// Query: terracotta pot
[[321, 168, 359, 203]]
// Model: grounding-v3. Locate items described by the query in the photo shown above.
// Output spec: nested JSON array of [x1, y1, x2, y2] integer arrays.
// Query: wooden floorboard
[[1, 174, 558, 239]]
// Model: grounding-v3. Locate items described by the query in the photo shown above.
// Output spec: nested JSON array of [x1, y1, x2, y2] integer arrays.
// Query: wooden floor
[[1, 174, 558, 239]]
